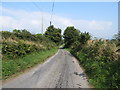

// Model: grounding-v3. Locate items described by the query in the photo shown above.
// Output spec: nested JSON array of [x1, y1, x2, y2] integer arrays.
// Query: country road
[[2, 49, 91, 88]]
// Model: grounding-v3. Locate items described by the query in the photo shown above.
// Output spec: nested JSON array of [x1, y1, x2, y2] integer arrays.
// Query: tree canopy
[[44, 25, 62, 45], [63, 26, 91, 50], [63, 26, 80, 48]]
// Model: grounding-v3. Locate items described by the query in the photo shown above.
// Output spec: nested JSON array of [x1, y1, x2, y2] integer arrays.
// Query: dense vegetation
[[64, 26, 120, 88], [45, 25, 62, 45], [63, 26, 80, 48], [1, 29, 56, 59], [1, 29, 59, 79], [1, 25, 120, 88], [2, 48, 57, 79]]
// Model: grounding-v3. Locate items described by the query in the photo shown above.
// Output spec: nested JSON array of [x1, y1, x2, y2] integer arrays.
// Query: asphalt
[[2, 49, 91, 88]]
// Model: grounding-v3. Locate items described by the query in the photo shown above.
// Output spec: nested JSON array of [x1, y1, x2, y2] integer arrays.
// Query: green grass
[[65, 48, 71, 52], [69, 49, 119, 88], [2, 48, 58, 80]]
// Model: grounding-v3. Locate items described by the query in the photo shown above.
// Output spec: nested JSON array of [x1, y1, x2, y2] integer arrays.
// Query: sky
[[0, 1, 118, 39]]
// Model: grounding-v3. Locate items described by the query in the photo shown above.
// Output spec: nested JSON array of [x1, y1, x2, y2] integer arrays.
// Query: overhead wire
[[50, 0, 55, 26], [32, 1, 55, 34], [32, 2, 43, 34]]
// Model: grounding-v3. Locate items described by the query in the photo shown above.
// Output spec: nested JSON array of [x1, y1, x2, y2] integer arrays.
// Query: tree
[[13, 29, 38, 41], [79, 32, 91, 44], [73, 32, 91, 51], [44, 25, 62, 45], [114, 31, 120, 52], [1, 31, 13, 39], [63, 26, 80, 48], [114, 31, 120, 41]]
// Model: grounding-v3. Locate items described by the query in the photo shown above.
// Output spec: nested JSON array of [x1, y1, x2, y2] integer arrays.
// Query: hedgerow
[[1, 29, 58, 79], [1, 30, 56, 60], [63, 26, 120, 88], [70, 40, 120, 88]]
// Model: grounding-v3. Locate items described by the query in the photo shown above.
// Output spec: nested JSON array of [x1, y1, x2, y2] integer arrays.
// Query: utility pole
[[50, 21, 51, 26]]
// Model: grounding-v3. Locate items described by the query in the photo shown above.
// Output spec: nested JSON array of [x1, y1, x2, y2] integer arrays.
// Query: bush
[[2, 48, 58, 79], [1, 30, 57, 60], [70, 40, 120, 88], [2, 41, 40, 59]]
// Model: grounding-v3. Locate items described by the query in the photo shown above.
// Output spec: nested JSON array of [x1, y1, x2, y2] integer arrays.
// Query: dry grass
[[87, 39, 119, 61], [2, 37, 45, 49]]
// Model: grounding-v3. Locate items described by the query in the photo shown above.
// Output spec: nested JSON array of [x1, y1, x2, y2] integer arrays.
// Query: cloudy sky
[[0, 1, 118, 39]]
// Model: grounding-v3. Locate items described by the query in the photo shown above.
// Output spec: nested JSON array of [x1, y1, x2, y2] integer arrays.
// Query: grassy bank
[[1, 30, 58, 80], [68, 40, 120, 88], [2, 48, 58, 80]]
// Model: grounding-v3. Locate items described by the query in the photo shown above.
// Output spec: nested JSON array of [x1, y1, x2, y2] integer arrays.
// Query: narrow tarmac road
[[2, 49, 90, 88]]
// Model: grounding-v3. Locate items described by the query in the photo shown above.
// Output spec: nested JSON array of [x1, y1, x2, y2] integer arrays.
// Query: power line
[[50, 0, 55, 26], [32, 2, 43, 34], [33, 2, 41, 10]]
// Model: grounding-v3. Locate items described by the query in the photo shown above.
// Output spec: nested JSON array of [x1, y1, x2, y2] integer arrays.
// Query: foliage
[[2, 41, 41, 59], [79, 32, 91, 44], [63, 26, 80, 48], [63, 26, 91, 52], [13, 29, 36, 41], [1, 29, 58, 79], [63, 26, 119, 88], [113, 31, 120, 52], [1, 31, 14, 39], [2, 48, 58, 79], [44, 25, 62, 45], [69, 40, 120, 88], [114, 30, 120, 41], [1, 29, 56, 60]]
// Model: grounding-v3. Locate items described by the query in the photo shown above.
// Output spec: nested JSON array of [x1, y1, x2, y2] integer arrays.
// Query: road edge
[[2, 49, 60, 85], [65, 49, 94, 88]]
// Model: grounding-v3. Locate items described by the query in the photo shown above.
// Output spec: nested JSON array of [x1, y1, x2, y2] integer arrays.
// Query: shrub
[[70, 40, 120, 88]]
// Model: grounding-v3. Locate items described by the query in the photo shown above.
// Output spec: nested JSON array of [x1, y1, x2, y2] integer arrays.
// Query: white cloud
[[0, 7, 113, 38]]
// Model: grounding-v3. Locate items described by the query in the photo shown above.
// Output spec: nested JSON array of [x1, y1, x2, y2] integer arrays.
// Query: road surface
[[2, 49, 91, 88]]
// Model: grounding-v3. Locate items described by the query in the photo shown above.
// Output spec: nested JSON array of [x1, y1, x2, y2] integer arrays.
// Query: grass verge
[[2, 48, 58, 80], [69, 48, 119, 88], [65, 48, 71, 52]]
